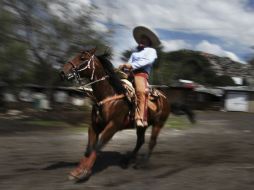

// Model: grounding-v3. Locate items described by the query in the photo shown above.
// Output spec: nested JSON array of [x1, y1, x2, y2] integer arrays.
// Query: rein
[[78, 75, 109, 89], [77, 76, 125, 107]]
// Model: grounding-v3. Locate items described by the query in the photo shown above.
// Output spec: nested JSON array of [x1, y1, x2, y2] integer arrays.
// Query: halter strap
[[78, 55, 95, 81]]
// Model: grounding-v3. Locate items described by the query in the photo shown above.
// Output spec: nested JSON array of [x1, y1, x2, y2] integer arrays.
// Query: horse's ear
[[89, 48, 97, 55]]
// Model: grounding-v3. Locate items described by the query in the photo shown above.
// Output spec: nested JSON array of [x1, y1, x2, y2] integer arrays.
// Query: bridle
[[66, 53, 109, 88], [67, 54, 94, 82]]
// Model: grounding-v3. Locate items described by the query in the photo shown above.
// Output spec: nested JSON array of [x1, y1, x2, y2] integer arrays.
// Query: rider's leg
[[134, 73, 148, 127]]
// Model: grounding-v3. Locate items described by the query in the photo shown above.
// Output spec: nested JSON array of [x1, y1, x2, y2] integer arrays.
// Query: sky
[[53, 0, 254, 64]]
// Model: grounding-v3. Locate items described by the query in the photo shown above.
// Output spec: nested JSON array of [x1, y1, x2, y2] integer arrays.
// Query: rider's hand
[[119, 64, 125, 70], [119, 63, 132, 71], [124, 63, 132, 70]]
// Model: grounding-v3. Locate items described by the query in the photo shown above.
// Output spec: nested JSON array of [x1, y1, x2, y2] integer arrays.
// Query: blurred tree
[[1, 0, 110, 88], [214, 75, 235, 86], [0, 2, 30, 87]]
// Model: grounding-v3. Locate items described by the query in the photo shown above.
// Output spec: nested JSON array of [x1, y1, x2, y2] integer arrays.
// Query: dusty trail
[[0, 111, 254, 190]]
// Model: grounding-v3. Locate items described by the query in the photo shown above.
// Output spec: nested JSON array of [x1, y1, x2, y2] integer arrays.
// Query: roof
[[218, 86, 254, 92], [195, 87, 224, 97]]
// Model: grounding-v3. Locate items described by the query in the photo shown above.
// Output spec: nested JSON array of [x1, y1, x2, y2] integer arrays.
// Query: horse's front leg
[[69, 121, 118, 181], [84, 126, 99, 157], [68, 125, 98, 181]]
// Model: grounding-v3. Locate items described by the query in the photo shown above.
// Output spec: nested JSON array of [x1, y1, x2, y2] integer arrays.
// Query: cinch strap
[[97, 94, 125, 106]]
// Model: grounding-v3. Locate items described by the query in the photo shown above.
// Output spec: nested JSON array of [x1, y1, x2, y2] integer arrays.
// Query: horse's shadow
[[42, 151, 130, 175]]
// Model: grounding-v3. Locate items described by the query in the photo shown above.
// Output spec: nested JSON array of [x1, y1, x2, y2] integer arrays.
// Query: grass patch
[[165, 115, 192, 129], [24, 120, 89, 129], [25, 120, 69, 127], [24, 115, 192, 131]]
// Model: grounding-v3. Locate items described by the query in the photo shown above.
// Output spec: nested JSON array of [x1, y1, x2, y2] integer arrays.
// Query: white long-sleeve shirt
[[128, 47, 157, 74]]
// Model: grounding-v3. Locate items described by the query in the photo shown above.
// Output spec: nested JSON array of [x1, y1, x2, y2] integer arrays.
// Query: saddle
[[116, 69, 163, 96], [121, 79, 161, 103], [117, 69, 165, 112]]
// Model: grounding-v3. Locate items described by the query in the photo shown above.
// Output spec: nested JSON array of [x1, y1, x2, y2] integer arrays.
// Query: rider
[[119, 26, 160, 127]]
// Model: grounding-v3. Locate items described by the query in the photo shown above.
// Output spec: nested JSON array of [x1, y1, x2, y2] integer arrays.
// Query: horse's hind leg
[[132, 127, 147, 157], [122, 127, 146, 168], [131, 125, 163, 169], [129, 125, 162, 170], [147, 124, 162, 158]]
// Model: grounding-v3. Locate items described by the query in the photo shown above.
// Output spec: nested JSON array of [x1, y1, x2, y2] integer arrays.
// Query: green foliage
[[213, 75, 235, 86], [0, 41, 30, 85], [0, 0, 109, 88], [0, 8, 14, 44], [246, 56, 254, 86], [149, 50, 217, 86], [165, 115, 192, 129]]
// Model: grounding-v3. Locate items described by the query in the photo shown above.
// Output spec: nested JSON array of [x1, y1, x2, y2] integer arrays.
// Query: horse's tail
[[170, 102, 196, 124]]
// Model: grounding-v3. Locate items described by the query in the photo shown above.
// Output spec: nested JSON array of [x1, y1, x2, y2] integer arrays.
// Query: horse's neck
[[91, 70, 116, 102]]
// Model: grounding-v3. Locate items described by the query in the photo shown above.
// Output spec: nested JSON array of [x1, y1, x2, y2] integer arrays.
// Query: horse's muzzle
[[59, 71, 75, 81]]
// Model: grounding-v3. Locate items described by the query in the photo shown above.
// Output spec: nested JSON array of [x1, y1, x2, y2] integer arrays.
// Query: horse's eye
[[80, 56, 85, 61]]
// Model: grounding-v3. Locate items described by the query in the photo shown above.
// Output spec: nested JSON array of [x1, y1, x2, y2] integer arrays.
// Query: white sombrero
[[133, 26, 161, 48]]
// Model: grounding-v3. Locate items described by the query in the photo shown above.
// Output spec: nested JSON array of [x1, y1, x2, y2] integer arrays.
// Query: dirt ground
[[0, 111, 254, 190]]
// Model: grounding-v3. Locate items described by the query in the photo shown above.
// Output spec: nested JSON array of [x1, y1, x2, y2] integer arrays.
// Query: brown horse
[[60, 48, 191, 181]]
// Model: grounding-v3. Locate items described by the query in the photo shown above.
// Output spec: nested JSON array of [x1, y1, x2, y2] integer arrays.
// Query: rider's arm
[[128, 48, 157, 70], [118, 53, 134, 70]]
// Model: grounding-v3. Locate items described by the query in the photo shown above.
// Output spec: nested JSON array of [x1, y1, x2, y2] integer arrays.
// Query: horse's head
[[60, 48, 97, 81]]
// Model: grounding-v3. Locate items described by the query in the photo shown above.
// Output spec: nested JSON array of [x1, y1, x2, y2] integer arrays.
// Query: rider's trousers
[[134, 72, 149, 125]]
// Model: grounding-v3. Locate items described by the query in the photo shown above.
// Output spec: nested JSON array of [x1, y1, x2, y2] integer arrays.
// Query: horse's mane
[[97, 52, 127, 95]]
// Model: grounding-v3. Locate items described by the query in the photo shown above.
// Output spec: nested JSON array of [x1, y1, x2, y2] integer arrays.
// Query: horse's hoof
[[68, 169, 91, 182], [133, 157, 150, 170], [121, 160, 129, 169], [121, 156, 134, 169], [133, 162, 147, 170], [68, 174, 76, 181]]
